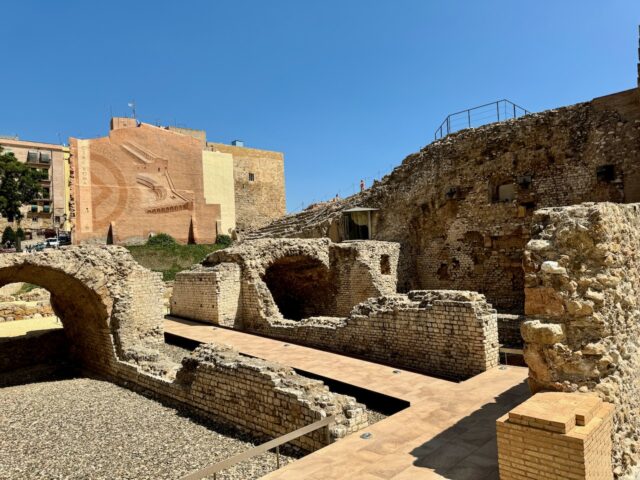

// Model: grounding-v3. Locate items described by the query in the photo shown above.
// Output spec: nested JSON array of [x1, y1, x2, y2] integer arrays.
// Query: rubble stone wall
[[522, 202, 640, 478], [0, 247, 367, 452], [248, 89, 640, 313], [0, 246, 165, 371], [246, 291, 499, 380], [171, 239, 498, 379]]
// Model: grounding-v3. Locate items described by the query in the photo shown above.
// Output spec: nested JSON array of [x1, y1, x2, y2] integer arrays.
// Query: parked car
[[45, 238, 60, 248]]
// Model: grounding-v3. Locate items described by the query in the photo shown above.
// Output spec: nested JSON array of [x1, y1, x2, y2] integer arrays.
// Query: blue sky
[[2, 1, 639, 212]]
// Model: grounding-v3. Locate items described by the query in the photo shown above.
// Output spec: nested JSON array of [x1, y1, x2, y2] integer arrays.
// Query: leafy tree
[[146, 233, 177, 247], [15, 227, 25, 240], [2, 226, 15, 245], [0, 147, 44, 222]]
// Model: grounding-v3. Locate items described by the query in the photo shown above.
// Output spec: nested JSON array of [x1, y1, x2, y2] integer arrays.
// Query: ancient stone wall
[[246, 291, 499, 380], [248, 89, 640, 313], [0, 330, 68, 373], [113, 343, 368, 452], [171, 239, 498, 379], [171, 264, 241, 327], [0, 246, 165, 371], [0, 247, 367, 452], [521, 203, 640, 478]]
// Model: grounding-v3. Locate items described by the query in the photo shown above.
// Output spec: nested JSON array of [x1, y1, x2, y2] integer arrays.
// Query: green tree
[[0, 147, 44, 222], [2, 226, 15, 245], [15, 227, 25, 240]]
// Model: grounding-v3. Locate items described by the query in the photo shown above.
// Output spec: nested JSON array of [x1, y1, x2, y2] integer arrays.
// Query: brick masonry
[[497, 392, 614, 479], [171, 238, 499, 379], [0, 246, 367, 452], [248, 88, 640, 314]]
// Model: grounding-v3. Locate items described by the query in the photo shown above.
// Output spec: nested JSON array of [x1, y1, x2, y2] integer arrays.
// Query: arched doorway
[[0, 247, 165, 374], [263, 255, 336, 320]]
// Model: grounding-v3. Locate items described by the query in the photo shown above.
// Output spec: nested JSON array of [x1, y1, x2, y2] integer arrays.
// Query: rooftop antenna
[[128, 100, 136, 119]]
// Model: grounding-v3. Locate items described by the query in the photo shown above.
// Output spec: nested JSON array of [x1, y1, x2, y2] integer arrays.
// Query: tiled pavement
[[164, 317, 530, 479]]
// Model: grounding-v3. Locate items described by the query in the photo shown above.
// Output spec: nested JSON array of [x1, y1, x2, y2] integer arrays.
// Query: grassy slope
[[126, 244, 223, 281]]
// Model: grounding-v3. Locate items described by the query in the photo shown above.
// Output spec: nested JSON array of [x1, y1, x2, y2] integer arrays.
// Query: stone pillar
[[497, 392, 614, 480]]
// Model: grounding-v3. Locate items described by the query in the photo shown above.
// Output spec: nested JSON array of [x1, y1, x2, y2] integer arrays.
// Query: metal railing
[[434, 99, 530, 141], [179, 415, 336, 480]]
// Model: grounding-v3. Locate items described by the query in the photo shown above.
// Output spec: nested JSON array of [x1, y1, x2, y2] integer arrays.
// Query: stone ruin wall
[[248, 89, 640, 314], [521, 203, 640, 478], [0, 246, 367, 453], [171, 238, 499, 379]]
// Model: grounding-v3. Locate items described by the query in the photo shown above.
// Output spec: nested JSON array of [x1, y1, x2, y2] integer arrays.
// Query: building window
[[596, 164, 615, 182], [31, 205, 38, 213], [39, 151, 51, 164], [248, 172, 255, 182], [27, 151, 39, 163]]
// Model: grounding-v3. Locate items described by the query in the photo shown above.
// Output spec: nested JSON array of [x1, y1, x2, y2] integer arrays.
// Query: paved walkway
[[164, 317, 530, 480]]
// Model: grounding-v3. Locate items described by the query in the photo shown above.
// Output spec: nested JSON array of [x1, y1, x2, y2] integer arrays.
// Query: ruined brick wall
[[0, 246, 165, 373], [208, 143, 286, 232], [171, 264, 241, 327], [246, 291, 499, 380], [171, 239, 498, 379], [105, 343, 368, 453], [0, 247, 367, 452], [522, 203, 640, 478], [248, 89, 640, 313]]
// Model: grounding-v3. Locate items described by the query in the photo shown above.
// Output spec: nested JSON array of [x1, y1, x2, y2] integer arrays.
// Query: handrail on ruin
[[434, 99, 530, 141], [179, 415, 337, 480]]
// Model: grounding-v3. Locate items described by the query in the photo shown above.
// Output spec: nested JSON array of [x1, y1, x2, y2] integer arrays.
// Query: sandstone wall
[[522, 203, 640, 478], [208, 142, 286, 232], [171, 264, 241, 327], [0, 246, 165, 372], [244, 291, 499, 380], [0, 247, 367, 453], [171, 239, 498, 379], [96, 343, 368, 453], [248, 89, 640, 313]]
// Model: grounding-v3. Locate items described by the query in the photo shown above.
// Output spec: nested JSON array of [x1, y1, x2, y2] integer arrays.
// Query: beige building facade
[[0, 137, 70, 237]]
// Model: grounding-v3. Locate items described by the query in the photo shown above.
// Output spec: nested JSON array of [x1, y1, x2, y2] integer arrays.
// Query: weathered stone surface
[[247, 89, 640, 313], [522, 202, 640, 478], [171, 239, 499, 379], [0, 246, 367, 452]]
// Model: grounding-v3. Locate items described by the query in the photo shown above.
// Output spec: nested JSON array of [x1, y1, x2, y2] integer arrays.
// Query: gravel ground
[[0, 377, 297, 480]]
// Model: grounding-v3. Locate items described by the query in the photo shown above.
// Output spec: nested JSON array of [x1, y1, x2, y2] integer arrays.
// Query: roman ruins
[[3, 29, 640, 480], [0, 247, 368, 453], [167, 63, 640, 478]]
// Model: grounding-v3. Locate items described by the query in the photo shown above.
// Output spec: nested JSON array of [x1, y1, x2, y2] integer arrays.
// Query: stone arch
[[0, 246, 165, 373], [262, 255, 336, 320]]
